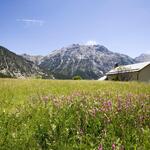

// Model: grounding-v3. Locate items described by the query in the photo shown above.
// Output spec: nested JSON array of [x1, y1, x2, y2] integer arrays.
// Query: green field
[[0, 79, 150, 149]]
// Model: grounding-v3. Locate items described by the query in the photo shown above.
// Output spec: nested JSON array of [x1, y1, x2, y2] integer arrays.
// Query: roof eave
[[106, 69, 140, 75]]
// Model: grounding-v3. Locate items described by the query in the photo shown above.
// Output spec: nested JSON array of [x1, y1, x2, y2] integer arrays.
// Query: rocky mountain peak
[[40, 44, 135, 79]]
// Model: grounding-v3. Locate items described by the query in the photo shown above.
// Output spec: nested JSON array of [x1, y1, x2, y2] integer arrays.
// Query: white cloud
[[17, 19, 45, 27], [86, 40, 97, 46]]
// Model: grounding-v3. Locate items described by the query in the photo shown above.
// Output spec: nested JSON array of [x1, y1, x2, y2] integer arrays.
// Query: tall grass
[[0, 79, 150, 149]]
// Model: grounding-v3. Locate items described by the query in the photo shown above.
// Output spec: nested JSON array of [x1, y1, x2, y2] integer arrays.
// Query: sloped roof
[[107, 61, 150, 75]]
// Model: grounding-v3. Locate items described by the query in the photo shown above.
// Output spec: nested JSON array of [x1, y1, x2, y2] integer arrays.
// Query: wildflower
[[98, 144, 103, 150], [112, 143, 116, 150], [42, 96, 49, 101], [79, 129, 84, 135], [108, 101, 112, 107], [107, 101, 112, 111], [125, 95, 132, 110], [89, 108, 97, 117], [119, 145, 125, 150], [117, 97, 122, 112], [41, 96, 49, 106]]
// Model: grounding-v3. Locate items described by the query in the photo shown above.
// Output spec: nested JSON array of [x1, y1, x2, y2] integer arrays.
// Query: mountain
[[135, 54, 150, 63], [40, 44, 135, 79], [22, 54, 44, 65], [0, 46, 41, 78], [0, 44, 137, 79]]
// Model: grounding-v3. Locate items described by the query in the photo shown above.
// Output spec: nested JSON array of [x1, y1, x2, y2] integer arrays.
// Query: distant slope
[[0, 46, 40, 78], [40, 44, 135, 79], [135, 54, 150, 62]]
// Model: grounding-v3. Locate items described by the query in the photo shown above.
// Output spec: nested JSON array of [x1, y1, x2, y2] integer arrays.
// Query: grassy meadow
[[0, 79, 149, 149]]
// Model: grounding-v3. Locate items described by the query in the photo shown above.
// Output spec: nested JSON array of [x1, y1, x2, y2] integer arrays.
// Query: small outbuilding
[[106, 61, 150, 82]]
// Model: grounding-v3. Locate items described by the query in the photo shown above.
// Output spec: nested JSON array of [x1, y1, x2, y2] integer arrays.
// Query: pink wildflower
[[98, 144, 103, 150], [112, 143, 116, 150]]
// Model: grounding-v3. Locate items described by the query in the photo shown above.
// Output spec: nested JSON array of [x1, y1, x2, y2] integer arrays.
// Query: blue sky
[[0, 0, 150, 57]]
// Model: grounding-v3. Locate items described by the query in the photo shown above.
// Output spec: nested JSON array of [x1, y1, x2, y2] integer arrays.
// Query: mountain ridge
[[0, 46, 41, 78], [1, 44, 149, 79]]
